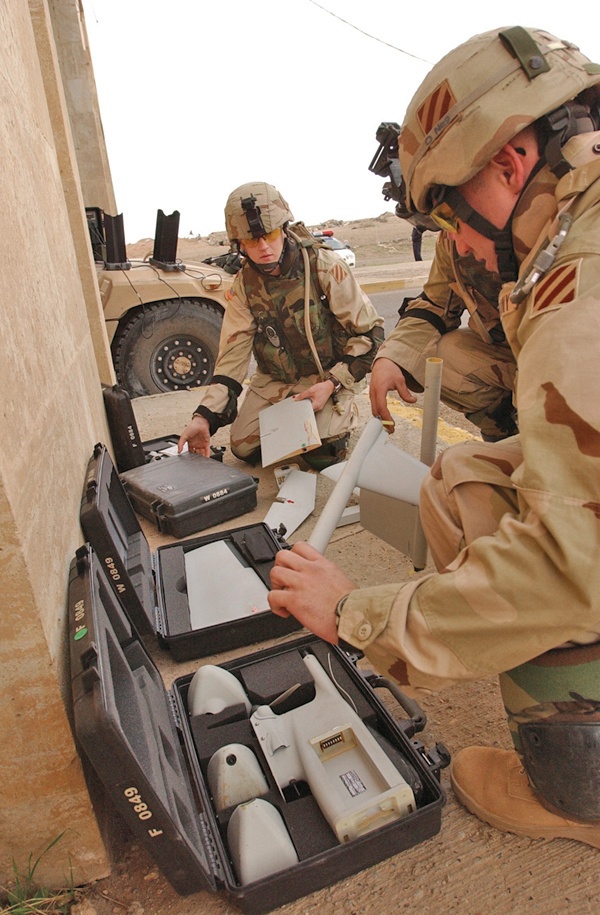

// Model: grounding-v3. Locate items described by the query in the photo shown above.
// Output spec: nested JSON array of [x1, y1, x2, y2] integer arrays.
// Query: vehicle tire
[[111, 298, 223, 397]]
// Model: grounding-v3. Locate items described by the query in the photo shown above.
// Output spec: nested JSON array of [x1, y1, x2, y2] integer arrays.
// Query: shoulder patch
[[329, 261, 347, 285], [225, 287, 235, 301], [531, 261, 580, 313]]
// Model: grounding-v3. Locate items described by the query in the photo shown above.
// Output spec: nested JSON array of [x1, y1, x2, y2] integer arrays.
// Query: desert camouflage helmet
[[224, 182, 294, 243], [399, 26, 600, 213]]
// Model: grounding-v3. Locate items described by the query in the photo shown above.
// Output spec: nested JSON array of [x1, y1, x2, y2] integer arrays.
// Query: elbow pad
[[194, 375, 243, 434], [344, 325, 385, 382]]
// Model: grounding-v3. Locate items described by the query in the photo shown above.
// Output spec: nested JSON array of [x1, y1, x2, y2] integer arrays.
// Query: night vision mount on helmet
[[368, 122, 439, 232]]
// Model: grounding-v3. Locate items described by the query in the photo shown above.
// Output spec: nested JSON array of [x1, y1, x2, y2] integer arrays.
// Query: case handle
[[363, 671, 427, 736]]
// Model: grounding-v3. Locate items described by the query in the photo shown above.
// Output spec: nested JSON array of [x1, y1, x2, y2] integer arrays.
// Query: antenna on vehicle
[[150, 209, 185, 271], [103, 213, 131, 271]]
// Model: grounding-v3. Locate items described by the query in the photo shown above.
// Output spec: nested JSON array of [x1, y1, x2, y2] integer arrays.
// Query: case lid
[[69, 546, 216, 896], [80, 443, 156, 636]]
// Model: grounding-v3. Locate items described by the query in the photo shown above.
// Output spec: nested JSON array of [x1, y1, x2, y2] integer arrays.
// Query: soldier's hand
[[369, 358, 417, 432], [178, 414, 211, 456], [294, 379, 337, 413], [269, 541, 356, 644]]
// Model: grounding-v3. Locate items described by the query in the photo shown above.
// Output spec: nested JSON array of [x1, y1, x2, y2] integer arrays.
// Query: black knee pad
[[302, 435, 348, 471], [520, 716, 600, 821]]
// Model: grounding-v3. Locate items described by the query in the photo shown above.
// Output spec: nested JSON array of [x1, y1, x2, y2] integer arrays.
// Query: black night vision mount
[[368, 121, 438, 232], [241, 194, 266, 238]]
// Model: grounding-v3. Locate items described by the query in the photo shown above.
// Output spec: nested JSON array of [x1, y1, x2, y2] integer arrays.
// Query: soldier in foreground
[[269, 26, 600, 846], [179, 182, 384, 470]]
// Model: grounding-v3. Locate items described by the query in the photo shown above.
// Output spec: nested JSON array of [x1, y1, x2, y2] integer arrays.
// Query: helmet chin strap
[[444, 187, 517, 282], [444, 154, 548, 283]]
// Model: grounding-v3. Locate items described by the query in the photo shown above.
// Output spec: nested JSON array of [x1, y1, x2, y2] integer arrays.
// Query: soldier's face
[[448, 167, 507, 274], [241, 230, 285, 269], [448, 134, 538, 275], [449, 220, 499, 275]]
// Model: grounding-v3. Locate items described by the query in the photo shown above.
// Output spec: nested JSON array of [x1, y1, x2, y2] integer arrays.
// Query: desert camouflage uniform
[[337, 135, 600, 735], [376, 231, 517, 440], [193, 230, 384, 459]]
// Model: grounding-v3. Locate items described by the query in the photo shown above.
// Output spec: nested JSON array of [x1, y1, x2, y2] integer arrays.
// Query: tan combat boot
[[451, 746, 600, 848]]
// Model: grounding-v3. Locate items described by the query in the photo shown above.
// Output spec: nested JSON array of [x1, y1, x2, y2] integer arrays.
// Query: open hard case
[[69, 544, 448, 914], [79, 443, 300, 660]]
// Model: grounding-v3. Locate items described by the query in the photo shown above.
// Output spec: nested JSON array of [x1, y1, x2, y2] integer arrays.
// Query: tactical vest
[[241, 240, 351, 383]]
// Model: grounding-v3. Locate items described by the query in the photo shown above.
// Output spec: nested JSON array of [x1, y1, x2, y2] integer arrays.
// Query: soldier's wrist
[[326, 374, 343, 396]]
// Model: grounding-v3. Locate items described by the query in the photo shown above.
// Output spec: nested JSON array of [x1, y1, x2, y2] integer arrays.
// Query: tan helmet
[[224, 182, 294, 243], [399, 26, 600, 213]]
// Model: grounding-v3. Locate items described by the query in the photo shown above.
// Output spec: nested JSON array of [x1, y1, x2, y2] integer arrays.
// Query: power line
[[306, 0, 430, 63]]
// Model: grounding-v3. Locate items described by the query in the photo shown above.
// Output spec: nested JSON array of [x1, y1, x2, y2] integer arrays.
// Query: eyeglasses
[[243, 227, 282, 248], [429, 200, 460, 234]]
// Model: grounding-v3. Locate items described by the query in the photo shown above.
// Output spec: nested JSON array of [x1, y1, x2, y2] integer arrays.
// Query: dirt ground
[[70, 228, 599, 915]]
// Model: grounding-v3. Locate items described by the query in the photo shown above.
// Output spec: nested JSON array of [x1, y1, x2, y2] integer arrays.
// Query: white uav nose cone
[[227, 798, 299, 884], [187, 664, 251, 716], [207, 744, 269, 812]]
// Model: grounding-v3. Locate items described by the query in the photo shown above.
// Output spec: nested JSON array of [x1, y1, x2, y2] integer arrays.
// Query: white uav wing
[[263, 469, 317, 537]]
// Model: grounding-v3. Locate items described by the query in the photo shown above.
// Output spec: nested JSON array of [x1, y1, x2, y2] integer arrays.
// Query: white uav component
[[187, 664, 251, 717], [227, 798, 299, 884], [207, 744, 269, 812], [263, 469, 317, 537], [251, 653, 416, 843]]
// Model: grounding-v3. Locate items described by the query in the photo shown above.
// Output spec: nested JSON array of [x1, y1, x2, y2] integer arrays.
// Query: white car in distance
[[312, 230, 356, 268]]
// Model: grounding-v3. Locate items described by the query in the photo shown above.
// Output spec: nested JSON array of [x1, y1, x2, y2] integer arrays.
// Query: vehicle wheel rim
[[150, 335, 213, 391]]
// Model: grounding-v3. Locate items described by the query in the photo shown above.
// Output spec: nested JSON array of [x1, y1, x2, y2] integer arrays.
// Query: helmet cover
[[224, 182, 294, 243], [398, 26, 600, 212]]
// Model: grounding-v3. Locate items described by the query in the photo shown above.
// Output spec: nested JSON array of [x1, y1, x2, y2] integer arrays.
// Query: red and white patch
[[531, 261, 580, 313], [329, 262, 347, 285], [417, 80, 456, 136]]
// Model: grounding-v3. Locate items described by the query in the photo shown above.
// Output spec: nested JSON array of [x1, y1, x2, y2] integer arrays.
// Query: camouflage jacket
[[194, 232, 383, 421], [338, 132, 600, 689], [375, 231, 510, 388]]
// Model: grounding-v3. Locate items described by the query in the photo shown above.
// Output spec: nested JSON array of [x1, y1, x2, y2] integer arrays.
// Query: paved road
[[370, 286, 420, 336]]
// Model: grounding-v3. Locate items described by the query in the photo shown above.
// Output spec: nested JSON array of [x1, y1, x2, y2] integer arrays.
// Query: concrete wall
[[0, 0, 118, 889]]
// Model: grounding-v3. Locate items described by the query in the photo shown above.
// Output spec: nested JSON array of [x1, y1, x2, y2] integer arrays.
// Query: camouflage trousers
[[422, 328, 517, 441], [230, 371, 359, 462], [420, 437, 600, 757]]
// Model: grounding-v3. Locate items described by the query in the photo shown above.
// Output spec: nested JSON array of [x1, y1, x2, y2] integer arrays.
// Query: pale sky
[[81, 0, 598, 243]]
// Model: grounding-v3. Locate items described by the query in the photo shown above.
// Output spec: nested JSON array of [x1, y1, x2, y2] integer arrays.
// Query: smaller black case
[[68, 548, 448, 914], [119, 451, 258, 538], [79, 443, 299, 660]]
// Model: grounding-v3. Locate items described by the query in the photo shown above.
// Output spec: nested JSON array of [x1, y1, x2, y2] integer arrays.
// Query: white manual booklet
[[258, 397, 321, 467]]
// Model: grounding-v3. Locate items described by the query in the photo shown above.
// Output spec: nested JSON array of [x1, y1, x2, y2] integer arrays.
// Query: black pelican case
[[79, 443, 300, 660], [118, 449, 258, 538], [68, 545, 449, 914]]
